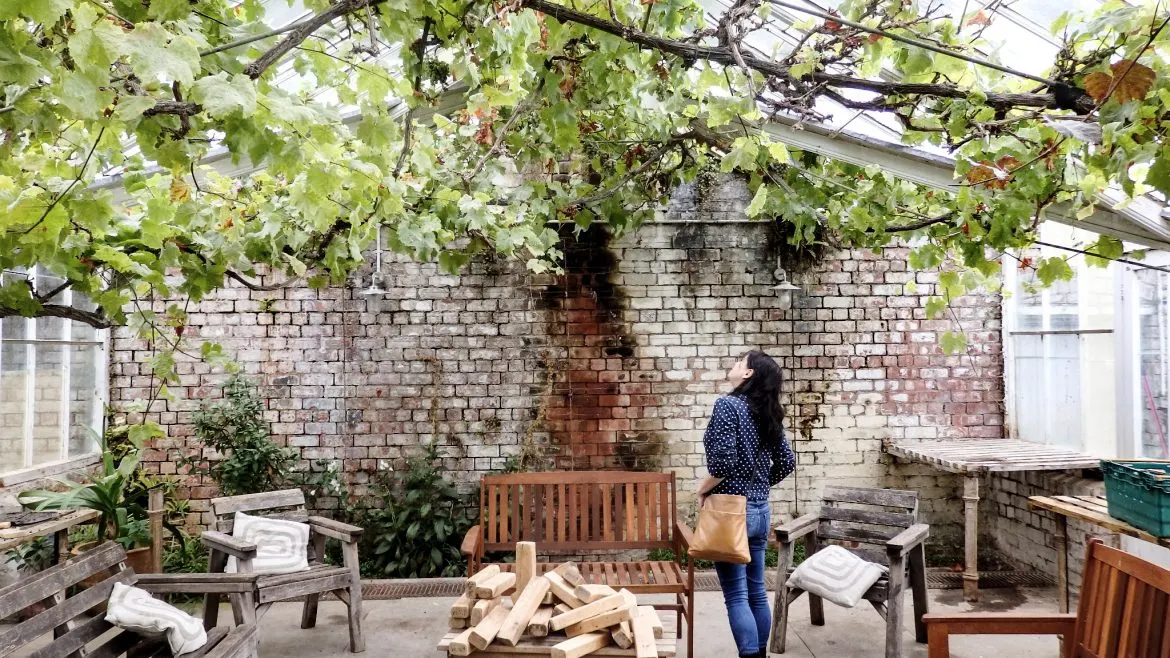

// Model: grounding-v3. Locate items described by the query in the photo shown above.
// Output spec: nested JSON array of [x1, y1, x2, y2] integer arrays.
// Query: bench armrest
[[309, 516, 363, 543], [136, 573, 260, 595], [201, 531, 258, 561], [461, 525, 483, 556], [924, 612, 1077, 635], [887, 523, 929, 558], [775, 513, 819, 544], [674, 521, 694, 550]]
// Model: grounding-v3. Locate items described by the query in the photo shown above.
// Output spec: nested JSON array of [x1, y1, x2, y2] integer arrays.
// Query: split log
[[471, 598, 498, 625], [475, 572, 517, 599], [465, 564, 501, 596], [550, 593, 625, 632], [611, 621, 634, 649], [513, 541, 537, 603], [631, 607, 657, 658], [637, 605, 663, 639], [450, 592, 473, 619], [545, 572, 584, 608], [564, 605, 633, 638], [469, 604, 511, 650], [449, 616, 468, 630], [553, 562, 585, 587], [528, 606, 555, 637], [551, 632, 610, 658], [574, 584, 616, 604], [543, 590, 555, 605], [497, 575, 552, 646], [448, 628, 475, 657], [554, 603, 573, 615]]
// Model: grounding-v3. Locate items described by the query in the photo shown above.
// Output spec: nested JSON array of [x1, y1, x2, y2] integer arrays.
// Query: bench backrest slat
[[209, 488, 308, 533], [480, 472, 676, 552], [1074, 541, 1170, 655], [817, 486, 919, 567], [0, 542, 136, 658]]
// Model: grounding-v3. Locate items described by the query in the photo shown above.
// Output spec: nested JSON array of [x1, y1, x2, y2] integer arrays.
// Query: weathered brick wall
[[110, 177, 1004, 540]]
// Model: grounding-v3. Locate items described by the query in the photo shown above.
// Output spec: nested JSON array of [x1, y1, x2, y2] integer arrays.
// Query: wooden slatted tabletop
[[437, 611, 678, 656], [1028, 495, 1170, 548], [0, 509, 100, 552], [885, 439, 1101, 474]]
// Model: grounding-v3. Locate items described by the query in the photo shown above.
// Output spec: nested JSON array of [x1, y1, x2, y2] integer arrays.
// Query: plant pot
[[73, 543, 154, 588]]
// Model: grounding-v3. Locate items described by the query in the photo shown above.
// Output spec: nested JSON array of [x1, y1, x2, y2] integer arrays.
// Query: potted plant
[[18, 427, 157, 575]]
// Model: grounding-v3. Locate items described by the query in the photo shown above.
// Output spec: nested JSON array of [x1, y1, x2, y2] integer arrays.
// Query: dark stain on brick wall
[[538, 225, 661, 470]]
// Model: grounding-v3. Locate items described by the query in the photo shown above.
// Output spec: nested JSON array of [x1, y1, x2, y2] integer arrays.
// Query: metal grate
[[357, 569, 1055, 600]]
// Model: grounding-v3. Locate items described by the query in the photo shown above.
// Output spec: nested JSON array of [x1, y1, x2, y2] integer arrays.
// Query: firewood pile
[[446, 541, 664, 657]]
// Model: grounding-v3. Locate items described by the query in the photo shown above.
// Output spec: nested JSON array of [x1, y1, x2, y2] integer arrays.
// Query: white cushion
[[224, 511, 311, 575], [105, 582, 208, 655], [787, 544, 887, 608]]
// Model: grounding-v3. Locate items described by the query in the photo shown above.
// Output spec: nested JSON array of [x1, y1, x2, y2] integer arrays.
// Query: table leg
[[963, 475, 980, 602], [1054, 515, 1069, 614]]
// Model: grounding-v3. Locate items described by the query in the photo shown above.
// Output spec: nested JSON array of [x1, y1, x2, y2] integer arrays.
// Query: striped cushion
[[225, 511, 310, 574], [787, 544, 886, 608], [106, 582, 208, 655]]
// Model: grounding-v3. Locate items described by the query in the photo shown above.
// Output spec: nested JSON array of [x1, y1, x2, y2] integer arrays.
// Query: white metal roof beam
[[762, 118, 1170, 251]]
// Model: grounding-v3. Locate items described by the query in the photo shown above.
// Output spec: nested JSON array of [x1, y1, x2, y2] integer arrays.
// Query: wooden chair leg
[[204, 549, 228, 629], [927, 623, 949, 658], [686, 589, 694, 658], [303, 534, 326, 629], [342, 541, 365, 653], [769, 542, 794, 654], [885, 554, 906, 658], [909, 545, 929, 644], [802, 534, 824, 626]]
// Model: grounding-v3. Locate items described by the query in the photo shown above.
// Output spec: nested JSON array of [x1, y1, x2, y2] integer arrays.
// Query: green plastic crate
[[1101, 460, 1170, 537]]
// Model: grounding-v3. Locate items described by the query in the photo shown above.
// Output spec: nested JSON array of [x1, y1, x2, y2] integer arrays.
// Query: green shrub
[[361, 442, 472, 578], [163, 532, 209, 574], [182, 374, 297, 496], [5, 536, 53, 573]]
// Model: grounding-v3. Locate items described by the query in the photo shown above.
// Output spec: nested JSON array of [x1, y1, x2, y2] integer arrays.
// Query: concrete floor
[[255, 587, 1066, 657]]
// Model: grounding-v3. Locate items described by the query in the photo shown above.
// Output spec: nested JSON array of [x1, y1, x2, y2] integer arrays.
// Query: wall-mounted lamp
[[360, 224, 386, 296], [771, 258, 801, 310]]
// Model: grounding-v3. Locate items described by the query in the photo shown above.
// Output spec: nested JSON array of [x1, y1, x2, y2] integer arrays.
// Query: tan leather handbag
[[688, 493, 750, 564]]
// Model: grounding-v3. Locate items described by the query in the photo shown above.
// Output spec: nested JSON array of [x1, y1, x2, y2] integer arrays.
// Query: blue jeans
[[715, 499, 771, 657]]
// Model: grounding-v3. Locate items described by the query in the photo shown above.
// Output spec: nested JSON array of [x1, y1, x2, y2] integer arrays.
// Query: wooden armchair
[[0, 541, 258, 658], [201, 489, 365, 653], [924, 540, 1170, 657], [769, 486, 930, 658]]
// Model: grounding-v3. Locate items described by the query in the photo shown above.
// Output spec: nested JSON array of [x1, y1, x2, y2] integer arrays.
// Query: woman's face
[[728, 356, 754, 388]]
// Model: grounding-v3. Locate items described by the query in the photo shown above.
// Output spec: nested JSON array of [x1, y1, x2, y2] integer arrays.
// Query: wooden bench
[[924, 539, 1170, 657], [0, 541, 258, 658], [460, 471, 694, 657]]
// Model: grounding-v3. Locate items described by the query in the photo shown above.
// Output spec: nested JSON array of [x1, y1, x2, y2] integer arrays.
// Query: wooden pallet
[[437, 611, 678, 656], [885, 438, 1100, 474]]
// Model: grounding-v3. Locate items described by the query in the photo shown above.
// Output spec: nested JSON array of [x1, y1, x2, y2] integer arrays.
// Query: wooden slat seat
[[489, 561, 687, 593], [462, 471, 695, 657]]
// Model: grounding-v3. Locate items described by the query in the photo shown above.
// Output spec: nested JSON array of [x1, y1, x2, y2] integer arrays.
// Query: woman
[[703, 350, 796, 658]]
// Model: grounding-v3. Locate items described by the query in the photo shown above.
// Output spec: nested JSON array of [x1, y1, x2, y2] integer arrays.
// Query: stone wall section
[[110, 178, 1005, 544]]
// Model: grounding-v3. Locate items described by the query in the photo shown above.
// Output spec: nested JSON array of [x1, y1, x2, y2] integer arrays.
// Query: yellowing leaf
[[169, 179, 190, 203], [1083, 60, 1156, 104]]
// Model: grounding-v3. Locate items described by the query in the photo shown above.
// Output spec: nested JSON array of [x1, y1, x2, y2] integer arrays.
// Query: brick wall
[[111, 177, 1004, 541]]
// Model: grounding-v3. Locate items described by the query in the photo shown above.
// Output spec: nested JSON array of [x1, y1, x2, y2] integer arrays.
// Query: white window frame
[[1115, 251, 1170, 459], [0, 268, 108, 482]]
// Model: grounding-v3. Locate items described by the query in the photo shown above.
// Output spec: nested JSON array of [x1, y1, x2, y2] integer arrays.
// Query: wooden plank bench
[[460, 472, 694, 657], [0, 541, 258, 658]]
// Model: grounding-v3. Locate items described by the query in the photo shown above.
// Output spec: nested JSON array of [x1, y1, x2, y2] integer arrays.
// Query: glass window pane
[[69, 345, 100, 457], [31, 345, 64, 466], [0, 338, 27, 473], [34, 270, 67, 340], [1051, 314, 1079, 330], [71, 294, 98, 343]]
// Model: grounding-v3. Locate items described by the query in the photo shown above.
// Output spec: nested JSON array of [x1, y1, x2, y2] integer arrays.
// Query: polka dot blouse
[[703, 394, 796, 501]]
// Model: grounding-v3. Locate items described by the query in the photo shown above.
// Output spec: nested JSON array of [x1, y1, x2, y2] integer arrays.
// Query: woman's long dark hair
[[732, 350, 784, 450]]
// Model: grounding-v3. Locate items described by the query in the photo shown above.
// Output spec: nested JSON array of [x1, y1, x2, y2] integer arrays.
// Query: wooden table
[[437, 611, 677, 656], [885, 439, 1100, 601], [0, 509, 101, 563], [1028, 494, 1170, 613]]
